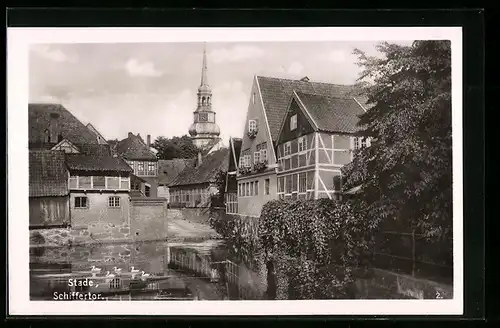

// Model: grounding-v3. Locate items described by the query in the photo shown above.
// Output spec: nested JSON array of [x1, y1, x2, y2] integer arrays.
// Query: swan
[[91, 265, 102, 273], [105, 271, 115, 277], [130, 266, 140, 273], [141, 271, 150, 277]]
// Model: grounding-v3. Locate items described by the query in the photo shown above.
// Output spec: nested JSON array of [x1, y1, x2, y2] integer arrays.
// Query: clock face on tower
[[199, 112, 208, 122]]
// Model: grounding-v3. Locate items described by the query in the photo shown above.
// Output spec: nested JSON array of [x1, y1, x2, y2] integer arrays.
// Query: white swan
[[91, 265, 102, 273], [141, 271, 150, 277], [105, 271, 115, 277], [130, 266, 140, 273]]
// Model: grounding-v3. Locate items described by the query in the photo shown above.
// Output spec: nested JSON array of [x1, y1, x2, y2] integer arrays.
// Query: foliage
[[259, 199, 375, 299], [238, 166, 252, 176], [152, 135, 199, 160], [247, 129, 258, 139], [210, 169, 227, 208], [342, 41, 452, 242], [253, 160, 268, 172], [208, 212, 261, 268]]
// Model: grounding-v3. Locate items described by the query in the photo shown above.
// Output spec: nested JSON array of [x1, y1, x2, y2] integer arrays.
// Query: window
[[248, 120, 257, 133], [108, 196, 120, 208], [137, 162, 145, 175], [292, 174, 298, 192], [239, 156, 245, 168], [145, 186, 150, 197], [284, 142, 291, 156], [265, 179, 270, 195], [246, 183, 250, 197], [120, 177, 130, 190], [75, 196, 88, 209], [69, 176, 77, 189], [299, 173, 307, 193], [245, 155, 251, 167], [79, 176, 91, 189], [252, 92, 256, 105], [354, 137, 360, 151], [361, 137, 367, 148], [278, 177, 284, 193], [286, 175, 293, 194], [255, 181, 259, 196], [254, 151, 260, 164], [260, 149, 268, 162], [147, 162, 156, 175], [298, 136, 306, 152], [107, 177, 119, 189], [290, 114, 297, 131], [93, 176, 105, 189]]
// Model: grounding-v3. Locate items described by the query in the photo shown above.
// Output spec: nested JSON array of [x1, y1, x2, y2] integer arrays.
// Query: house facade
[[236, 75, 365, 217], [169, 148, 229, 208], [114, 132, 159, 197], [65, 155, 133, 227], [157, 158, 193, 202], [275, 91, 370, 201]]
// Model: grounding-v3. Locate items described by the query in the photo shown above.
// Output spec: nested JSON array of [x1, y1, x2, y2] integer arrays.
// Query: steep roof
[[256, 76, 366, 142], [294, 92, 366, 134], [157, 158, 194, 186], [169, 148, 229, 187], [86, 123, 108, 144], [115, 134, 157, 161], [65, 155, 133, 173], [74, 143, 112, 156], [29, 103, 99, 145], [29, 150, 69, 197]]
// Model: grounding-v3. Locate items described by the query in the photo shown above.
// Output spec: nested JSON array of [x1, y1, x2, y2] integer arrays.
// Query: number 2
[[436, 291, 443, 299]]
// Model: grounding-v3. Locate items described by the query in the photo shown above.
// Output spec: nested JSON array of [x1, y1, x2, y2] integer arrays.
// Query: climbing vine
[[259, 198, 375, 299]]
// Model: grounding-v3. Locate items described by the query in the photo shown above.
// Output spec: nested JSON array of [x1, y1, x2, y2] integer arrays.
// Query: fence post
[[411, 229, 416, 277]]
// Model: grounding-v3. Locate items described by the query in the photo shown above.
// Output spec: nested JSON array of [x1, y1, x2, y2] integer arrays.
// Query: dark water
[[30, 240, 268, 301]]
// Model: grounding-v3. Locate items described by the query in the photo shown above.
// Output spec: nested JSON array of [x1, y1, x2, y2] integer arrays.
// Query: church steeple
[[200, 43, 208, 87], [188, 43, 221, 149]]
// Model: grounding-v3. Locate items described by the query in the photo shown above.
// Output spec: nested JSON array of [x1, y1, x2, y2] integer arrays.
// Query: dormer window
[[290, 114, 297, 131]]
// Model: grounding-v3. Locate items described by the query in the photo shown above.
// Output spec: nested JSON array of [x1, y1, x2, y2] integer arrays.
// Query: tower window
[[252, 92, 256, 105], [199, 112, 208, 122], [248, 120, 257, 133], [202, 96, 206, 105]]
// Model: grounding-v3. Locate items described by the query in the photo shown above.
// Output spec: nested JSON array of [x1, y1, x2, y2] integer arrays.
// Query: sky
[[29, 41, 411, 145]]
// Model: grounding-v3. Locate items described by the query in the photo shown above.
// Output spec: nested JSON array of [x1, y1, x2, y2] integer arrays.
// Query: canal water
[[30, 240, 269, 301]]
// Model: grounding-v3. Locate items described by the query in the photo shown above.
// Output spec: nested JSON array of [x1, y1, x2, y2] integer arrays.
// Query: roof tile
[[29, 150, 69, 197]]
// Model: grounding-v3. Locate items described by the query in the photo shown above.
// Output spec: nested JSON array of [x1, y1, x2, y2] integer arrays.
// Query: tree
[[342, 41, 452, 242], [152, 135, 199, 160]]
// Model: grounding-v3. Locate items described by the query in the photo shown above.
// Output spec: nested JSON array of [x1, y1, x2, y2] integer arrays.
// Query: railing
[[372, 231, 453, 285], [69, 176, 130, 191]]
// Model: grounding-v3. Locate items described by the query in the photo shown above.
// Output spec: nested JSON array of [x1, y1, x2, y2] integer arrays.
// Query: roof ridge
[[257, 75, 353, 88], [295, 91, 357, 100]]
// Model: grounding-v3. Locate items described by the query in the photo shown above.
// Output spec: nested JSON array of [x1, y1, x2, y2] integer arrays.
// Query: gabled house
[[275, 91, 370, 201], [236, 75, 366, 217], [114, 132, 159, 197], [225, 137, 242, 214], [28, 103, 133, 229], [29, 150, 70, 228], [168, 148, 229, 208], [157, 158, 194, 201], [65, 154, 133, 227]]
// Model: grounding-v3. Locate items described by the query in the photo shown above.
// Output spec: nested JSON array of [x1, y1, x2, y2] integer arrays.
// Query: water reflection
[[30, 240, 268, 301]]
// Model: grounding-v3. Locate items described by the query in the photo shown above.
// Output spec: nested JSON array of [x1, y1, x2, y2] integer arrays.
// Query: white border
[[8, 27, 463, 316]]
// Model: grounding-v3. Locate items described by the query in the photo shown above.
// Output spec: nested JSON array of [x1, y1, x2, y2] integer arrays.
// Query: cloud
[[210, 45, 265, 63], [325, 49, 347, 63], [125, 58, 163, 77], [286, 62, 304, 75], [31, 45, 78, 63]]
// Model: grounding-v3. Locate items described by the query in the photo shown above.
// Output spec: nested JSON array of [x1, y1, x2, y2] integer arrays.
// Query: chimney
[[197, 152, 203, 167], [49, 112, 60, 143], [147, 134, 151, 148], [128, 132, 133, 138]]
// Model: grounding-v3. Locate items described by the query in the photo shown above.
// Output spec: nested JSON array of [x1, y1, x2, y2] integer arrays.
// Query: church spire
[[200, 42, 208, 87]]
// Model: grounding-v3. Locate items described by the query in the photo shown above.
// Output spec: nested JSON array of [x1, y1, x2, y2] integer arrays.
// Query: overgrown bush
[[259, 198, 375, 299]]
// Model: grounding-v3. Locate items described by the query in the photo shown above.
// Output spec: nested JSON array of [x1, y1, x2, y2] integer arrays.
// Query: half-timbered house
[[275, 91, 370, 201], [236, 75, 365, 217], [225, 137, 242, 214]]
